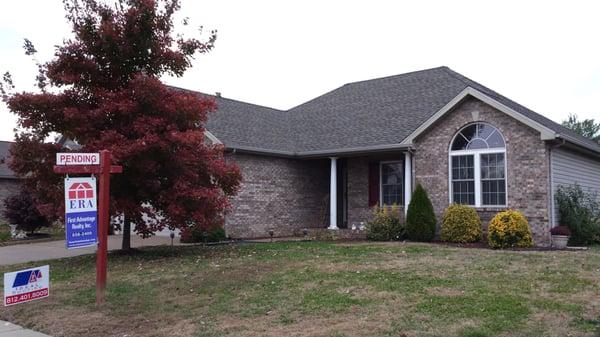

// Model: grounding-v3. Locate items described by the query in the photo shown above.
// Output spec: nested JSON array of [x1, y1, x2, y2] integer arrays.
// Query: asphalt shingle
[[198, 66, 600, 156]]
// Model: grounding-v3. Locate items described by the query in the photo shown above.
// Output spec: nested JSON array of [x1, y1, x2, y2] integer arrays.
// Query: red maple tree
[[1, 0, 241, 249]]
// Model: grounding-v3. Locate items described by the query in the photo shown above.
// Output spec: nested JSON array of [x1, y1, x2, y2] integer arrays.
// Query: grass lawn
[[1, 241, 600, 337]]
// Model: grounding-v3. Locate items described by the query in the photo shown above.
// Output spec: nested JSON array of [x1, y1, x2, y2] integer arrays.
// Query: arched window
[[449, 123, 507, 206]]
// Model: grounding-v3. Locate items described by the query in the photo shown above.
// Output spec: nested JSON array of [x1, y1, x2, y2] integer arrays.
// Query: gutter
[[226, 146, 296, 158], [556, 134, 600, 159], [228, 143, 413, 159], [297, 143, 413, 158]]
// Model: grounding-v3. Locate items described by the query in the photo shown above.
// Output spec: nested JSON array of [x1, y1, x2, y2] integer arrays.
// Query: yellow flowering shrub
[[366, 204, 405, 241], [441, 204, 482, 243], [487, 210, 533, 248]]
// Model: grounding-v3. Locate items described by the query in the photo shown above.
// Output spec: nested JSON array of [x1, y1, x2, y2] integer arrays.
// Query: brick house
[[194, 66, 600, 245]]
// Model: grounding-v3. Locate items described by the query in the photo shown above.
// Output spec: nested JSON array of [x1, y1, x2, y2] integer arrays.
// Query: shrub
[[366, 204, 406, 241], [555, 185, 600, 245], [441, 204, 482, 243], [180, 225, 227, 243], [406, 184, 436, 242], [206, 226, 227, 242], [550, 226, 571, 236], [487, 210, 533, 248], [3, 191, 50, 234]]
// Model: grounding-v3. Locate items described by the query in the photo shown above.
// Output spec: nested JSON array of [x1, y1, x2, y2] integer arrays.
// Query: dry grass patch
[[1, 242, 599, 337]]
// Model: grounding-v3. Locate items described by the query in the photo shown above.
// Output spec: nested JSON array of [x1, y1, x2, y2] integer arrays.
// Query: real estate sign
[[3, 265, 50, 306], [56, 152, 100, 166], [64, 177, 98, 249]]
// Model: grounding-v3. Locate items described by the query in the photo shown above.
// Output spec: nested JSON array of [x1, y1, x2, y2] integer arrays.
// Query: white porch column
[[404, 152, 412, 215], [329, 157, 338, 230]]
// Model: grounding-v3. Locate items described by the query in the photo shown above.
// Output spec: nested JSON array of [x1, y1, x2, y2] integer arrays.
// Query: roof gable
[[402, 86, 558, 144]]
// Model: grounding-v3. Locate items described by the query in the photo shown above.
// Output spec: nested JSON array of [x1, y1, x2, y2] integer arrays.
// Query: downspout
[[404, 147, 416, 215], [549, 138, 566, 228]]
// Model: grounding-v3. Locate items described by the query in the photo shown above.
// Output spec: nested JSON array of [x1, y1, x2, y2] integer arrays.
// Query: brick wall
[[224, 153, 329, 238], [346, 154, 405, 227], [0, 179, 20, 222], [413, 97, 551, 245]]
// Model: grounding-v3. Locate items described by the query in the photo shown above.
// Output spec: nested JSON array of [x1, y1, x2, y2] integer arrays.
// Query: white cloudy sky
[[1, 0, 599, 141]]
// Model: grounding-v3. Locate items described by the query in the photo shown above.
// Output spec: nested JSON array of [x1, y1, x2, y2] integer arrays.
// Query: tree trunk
[[122, 215, 131, 251], [108, 220, 115, 235]]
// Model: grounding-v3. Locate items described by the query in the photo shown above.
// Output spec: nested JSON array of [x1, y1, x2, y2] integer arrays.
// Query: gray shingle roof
[[196, 66, 600, 156], [205, 97, 293, 153], [0, 141, 17, 179]]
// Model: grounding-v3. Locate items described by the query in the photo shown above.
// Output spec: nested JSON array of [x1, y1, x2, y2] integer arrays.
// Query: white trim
[[204, 130, 222, 145], [379, 160, 404, 207], [404, 152, 412, 215], [448, 123, 508, 208], [474, 154, 482, 207], [299, 143, 411, 157], [329, 157, 338, 230], [401, 87, 558, 145], [449, 152, 508, 208], [450, 148, 506, 156]]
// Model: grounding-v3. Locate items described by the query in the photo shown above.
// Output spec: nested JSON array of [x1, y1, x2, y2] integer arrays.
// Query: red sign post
[[54, 150, 122, 305]]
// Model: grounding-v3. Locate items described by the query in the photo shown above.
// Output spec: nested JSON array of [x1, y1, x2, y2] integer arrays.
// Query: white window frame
[[379, 160, 404, 207], [448, 124, 508, 208]]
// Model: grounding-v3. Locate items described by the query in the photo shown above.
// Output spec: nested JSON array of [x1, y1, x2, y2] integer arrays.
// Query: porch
[[319, 151, 413, 231]]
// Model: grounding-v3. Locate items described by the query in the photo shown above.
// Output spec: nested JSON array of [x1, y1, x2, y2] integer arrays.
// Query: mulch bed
[[429, 240, 585, 251]]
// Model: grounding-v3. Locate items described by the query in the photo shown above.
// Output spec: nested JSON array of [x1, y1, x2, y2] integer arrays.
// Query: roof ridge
[[167, 85, 285, 112], [288, 66, 452, 112], [341, 66, 449, 87]]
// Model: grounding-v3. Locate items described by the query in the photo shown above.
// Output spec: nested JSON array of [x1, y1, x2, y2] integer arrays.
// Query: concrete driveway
[[0, 321, 50, 337], [0, 235, 180, 266]]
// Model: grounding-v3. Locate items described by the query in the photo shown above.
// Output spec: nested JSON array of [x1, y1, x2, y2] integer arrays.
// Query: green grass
[[1, 242, 600, 337], [0, 222, 11, 242]]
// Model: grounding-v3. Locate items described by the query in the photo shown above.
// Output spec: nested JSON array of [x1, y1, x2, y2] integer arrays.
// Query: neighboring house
[[0, 141, 20, 221], [192, 66, 600, 245]]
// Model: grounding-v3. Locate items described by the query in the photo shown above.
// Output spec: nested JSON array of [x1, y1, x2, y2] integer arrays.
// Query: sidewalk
[[0, 321, 50, 337], [0, 235, 181, 266]]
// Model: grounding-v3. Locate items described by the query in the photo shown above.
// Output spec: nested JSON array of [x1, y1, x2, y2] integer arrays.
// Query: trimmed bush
[[406, 184, 436, 242], [366, 204, 406, 241], [487, 210, 533, 248], [441, 204, 482, 243]]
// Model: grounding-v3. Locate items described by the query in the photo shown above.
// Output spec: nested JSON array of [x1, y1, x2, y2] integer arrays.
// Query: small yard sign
[[65, 177, 98, 249], [3, 265, 50, 306], [56, 152, 100, 166]]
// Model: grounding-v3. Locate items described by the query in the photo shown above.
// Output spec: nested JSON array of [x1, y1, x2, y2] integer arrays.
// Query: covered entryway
[[326, 152, 413, 230]]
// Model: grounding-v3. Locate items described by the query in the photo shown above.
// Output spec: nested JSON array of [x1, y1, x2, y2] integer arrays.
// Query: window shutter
[[368, 162, 379, 207]]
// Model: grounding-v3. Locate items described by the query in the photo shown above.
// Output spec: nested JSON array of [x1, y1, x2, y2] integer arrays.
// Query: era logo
[[68, 182, 95, 209]]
